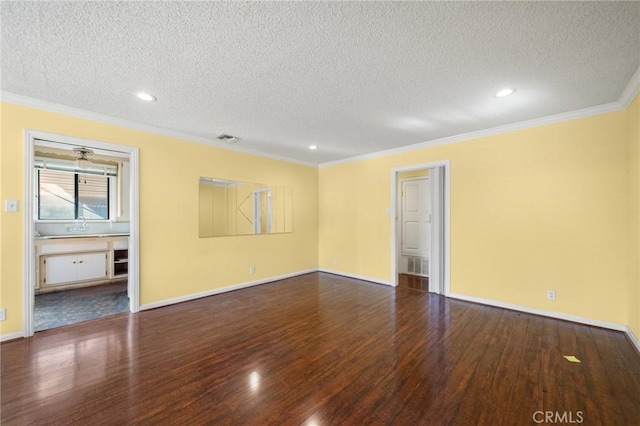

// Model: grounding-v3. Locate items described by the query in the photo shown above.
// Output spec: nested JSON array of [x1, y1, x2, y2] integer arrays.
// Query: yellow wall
[[629, 95, 640, 337], [2, 96, 639, 336], [0, 102, 319, 335], [320, 109, 631, 326]]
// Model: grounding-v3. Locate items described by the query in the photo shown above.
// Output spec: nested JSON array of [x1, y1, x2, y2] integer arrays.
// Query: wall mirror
[[199, 177, 293, 237]]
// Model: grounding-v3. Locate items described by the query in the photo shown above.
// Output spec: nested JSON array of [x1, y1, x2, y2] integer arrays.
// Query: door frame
[[23, 130, 140, 337], [390, 160, 451, 294]]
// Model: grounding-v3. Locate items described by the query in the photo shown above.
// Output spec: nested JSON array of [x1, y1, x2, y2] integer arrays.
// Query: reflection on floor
[[398, 273, 429, 292], [7, 272, 638, 424], [34, 281, 129, 332]]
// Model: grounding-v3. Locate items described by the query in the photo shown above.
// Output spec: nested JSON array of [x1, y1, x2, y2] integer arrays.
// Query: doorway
[[391, 161, 450, 294], [23, 131, 140, 337]]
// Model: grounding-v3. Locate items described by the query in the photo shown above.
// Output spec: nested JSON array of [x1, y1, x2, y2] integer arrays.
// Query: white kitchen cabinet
[[42, 252, 108, 287], [35, 236, 128, 293], [76, 252, 109, 281], [43, 255, 77, 285]]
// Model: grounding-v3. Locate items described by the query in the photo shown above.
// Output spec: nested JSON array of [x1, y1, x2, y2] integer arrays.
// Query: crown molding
[[4, 69, 638, 171], [619, 64, 640, 108], [319, 101, 623, 168], [0, 92, 317, 168], [320, 64, 640, 169]]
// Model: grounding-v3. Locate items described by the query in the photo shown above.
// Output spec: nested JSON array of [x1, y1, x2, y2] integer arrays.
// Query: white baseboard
[[7, 272, 638, 355], [0, 331, 25, 342], [626, 327, 640, 356], [318, 268, 393, 286], [139, 268, 318, 311], [448, 292, 627, 332]]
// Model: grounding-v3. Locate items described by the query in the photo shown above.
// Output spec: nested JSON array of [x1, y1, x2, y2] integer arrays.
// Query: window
[[38, 169, 110, 220]]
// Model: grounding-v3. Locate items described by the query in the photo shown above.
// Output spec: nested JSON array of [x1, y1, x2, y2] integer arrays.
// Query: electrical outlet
[[0, 308, 6, 321], [333, 258, 338, 265], [546, 290, 556, 301], [249, 266, 255, 275]]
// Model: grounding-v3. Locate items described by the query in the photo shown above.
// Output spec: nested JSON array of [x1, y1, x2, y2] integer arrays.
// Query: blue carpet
[[34, 283, 129, 331]]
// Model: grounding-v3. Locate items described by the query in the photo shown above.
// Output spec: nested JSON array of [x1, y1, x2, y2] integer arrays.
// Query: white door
[[43, 254, 78, 286], [76, 252, 108, 282], [401, 178, 430, 258]]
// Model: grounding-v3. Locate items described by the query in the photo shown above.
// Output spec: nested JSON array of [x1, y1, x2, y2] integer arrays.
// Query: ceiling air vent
[[217, 134, 240, 144]]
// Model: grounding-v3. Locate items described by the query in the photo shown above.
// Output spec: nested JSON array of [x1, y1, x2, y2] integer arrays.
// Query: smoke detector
[[217, 134, 240, 144]]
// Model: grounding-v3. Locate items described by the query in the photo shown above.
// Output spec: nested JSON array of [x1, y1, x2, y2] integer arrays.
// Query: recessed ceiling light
[[136, 92, 157, 102], [309, 145, 318, 150], [495, 88, 516, 98]]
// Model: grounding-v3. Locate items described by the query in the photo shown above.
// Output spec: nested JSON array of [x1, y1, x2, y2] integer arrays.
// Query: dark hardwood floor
[[2, 272, 639, 425], [398, 273, 429, 291]]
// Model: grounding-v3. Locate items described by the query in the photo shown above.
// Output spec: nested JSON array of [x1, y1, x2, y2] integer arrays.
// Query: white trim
[[4, 83, 637, 171], [428, 166, 444, 293], [1, 91, 316, 168], [317, 268, 392, 286], [128, 148, 140, 314], [140, 269, 317, 311], [448, 292, 627, 332], [626, 327, 640, 356], [34, 138, 130, 158], [390, 160, 451, 295], [0, 332, 25, 342], [23, 136, 35, 338], [619, 64, 640, 108], [23, 130, 140, 337], [319, 102, 622, 168]]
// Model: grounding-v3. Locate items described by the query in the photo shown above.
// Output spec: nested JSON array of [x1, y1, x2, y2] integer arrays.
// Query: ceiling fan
[[72, 146, 94, 169]]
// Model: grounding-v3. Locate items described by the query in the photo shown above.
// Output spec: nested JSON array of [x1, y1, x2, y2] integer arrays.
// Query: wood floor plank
[[1, 272, 639, 425], [586, 326, 640, 425]]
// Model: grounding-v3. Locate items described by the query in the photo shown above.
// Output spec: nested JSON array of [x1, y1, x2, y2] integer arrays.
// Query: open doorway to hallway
[[391, 161, 449, 294], [397, 169, 431, 291]]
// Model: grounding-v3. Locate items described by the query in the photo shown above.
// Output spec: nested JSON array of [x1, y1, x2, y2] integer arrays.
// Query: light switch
[[4, 199, 18, 212]]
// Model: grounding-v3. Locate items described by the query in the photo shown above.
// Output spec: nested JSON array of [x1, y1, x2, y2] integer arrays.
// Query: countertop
[[35, 233, 130, 240]]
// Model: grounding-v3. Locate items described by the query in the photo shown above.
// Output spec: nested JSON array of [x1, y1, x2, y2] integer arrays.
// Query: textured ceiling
[[1, 1, 639, 165]]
